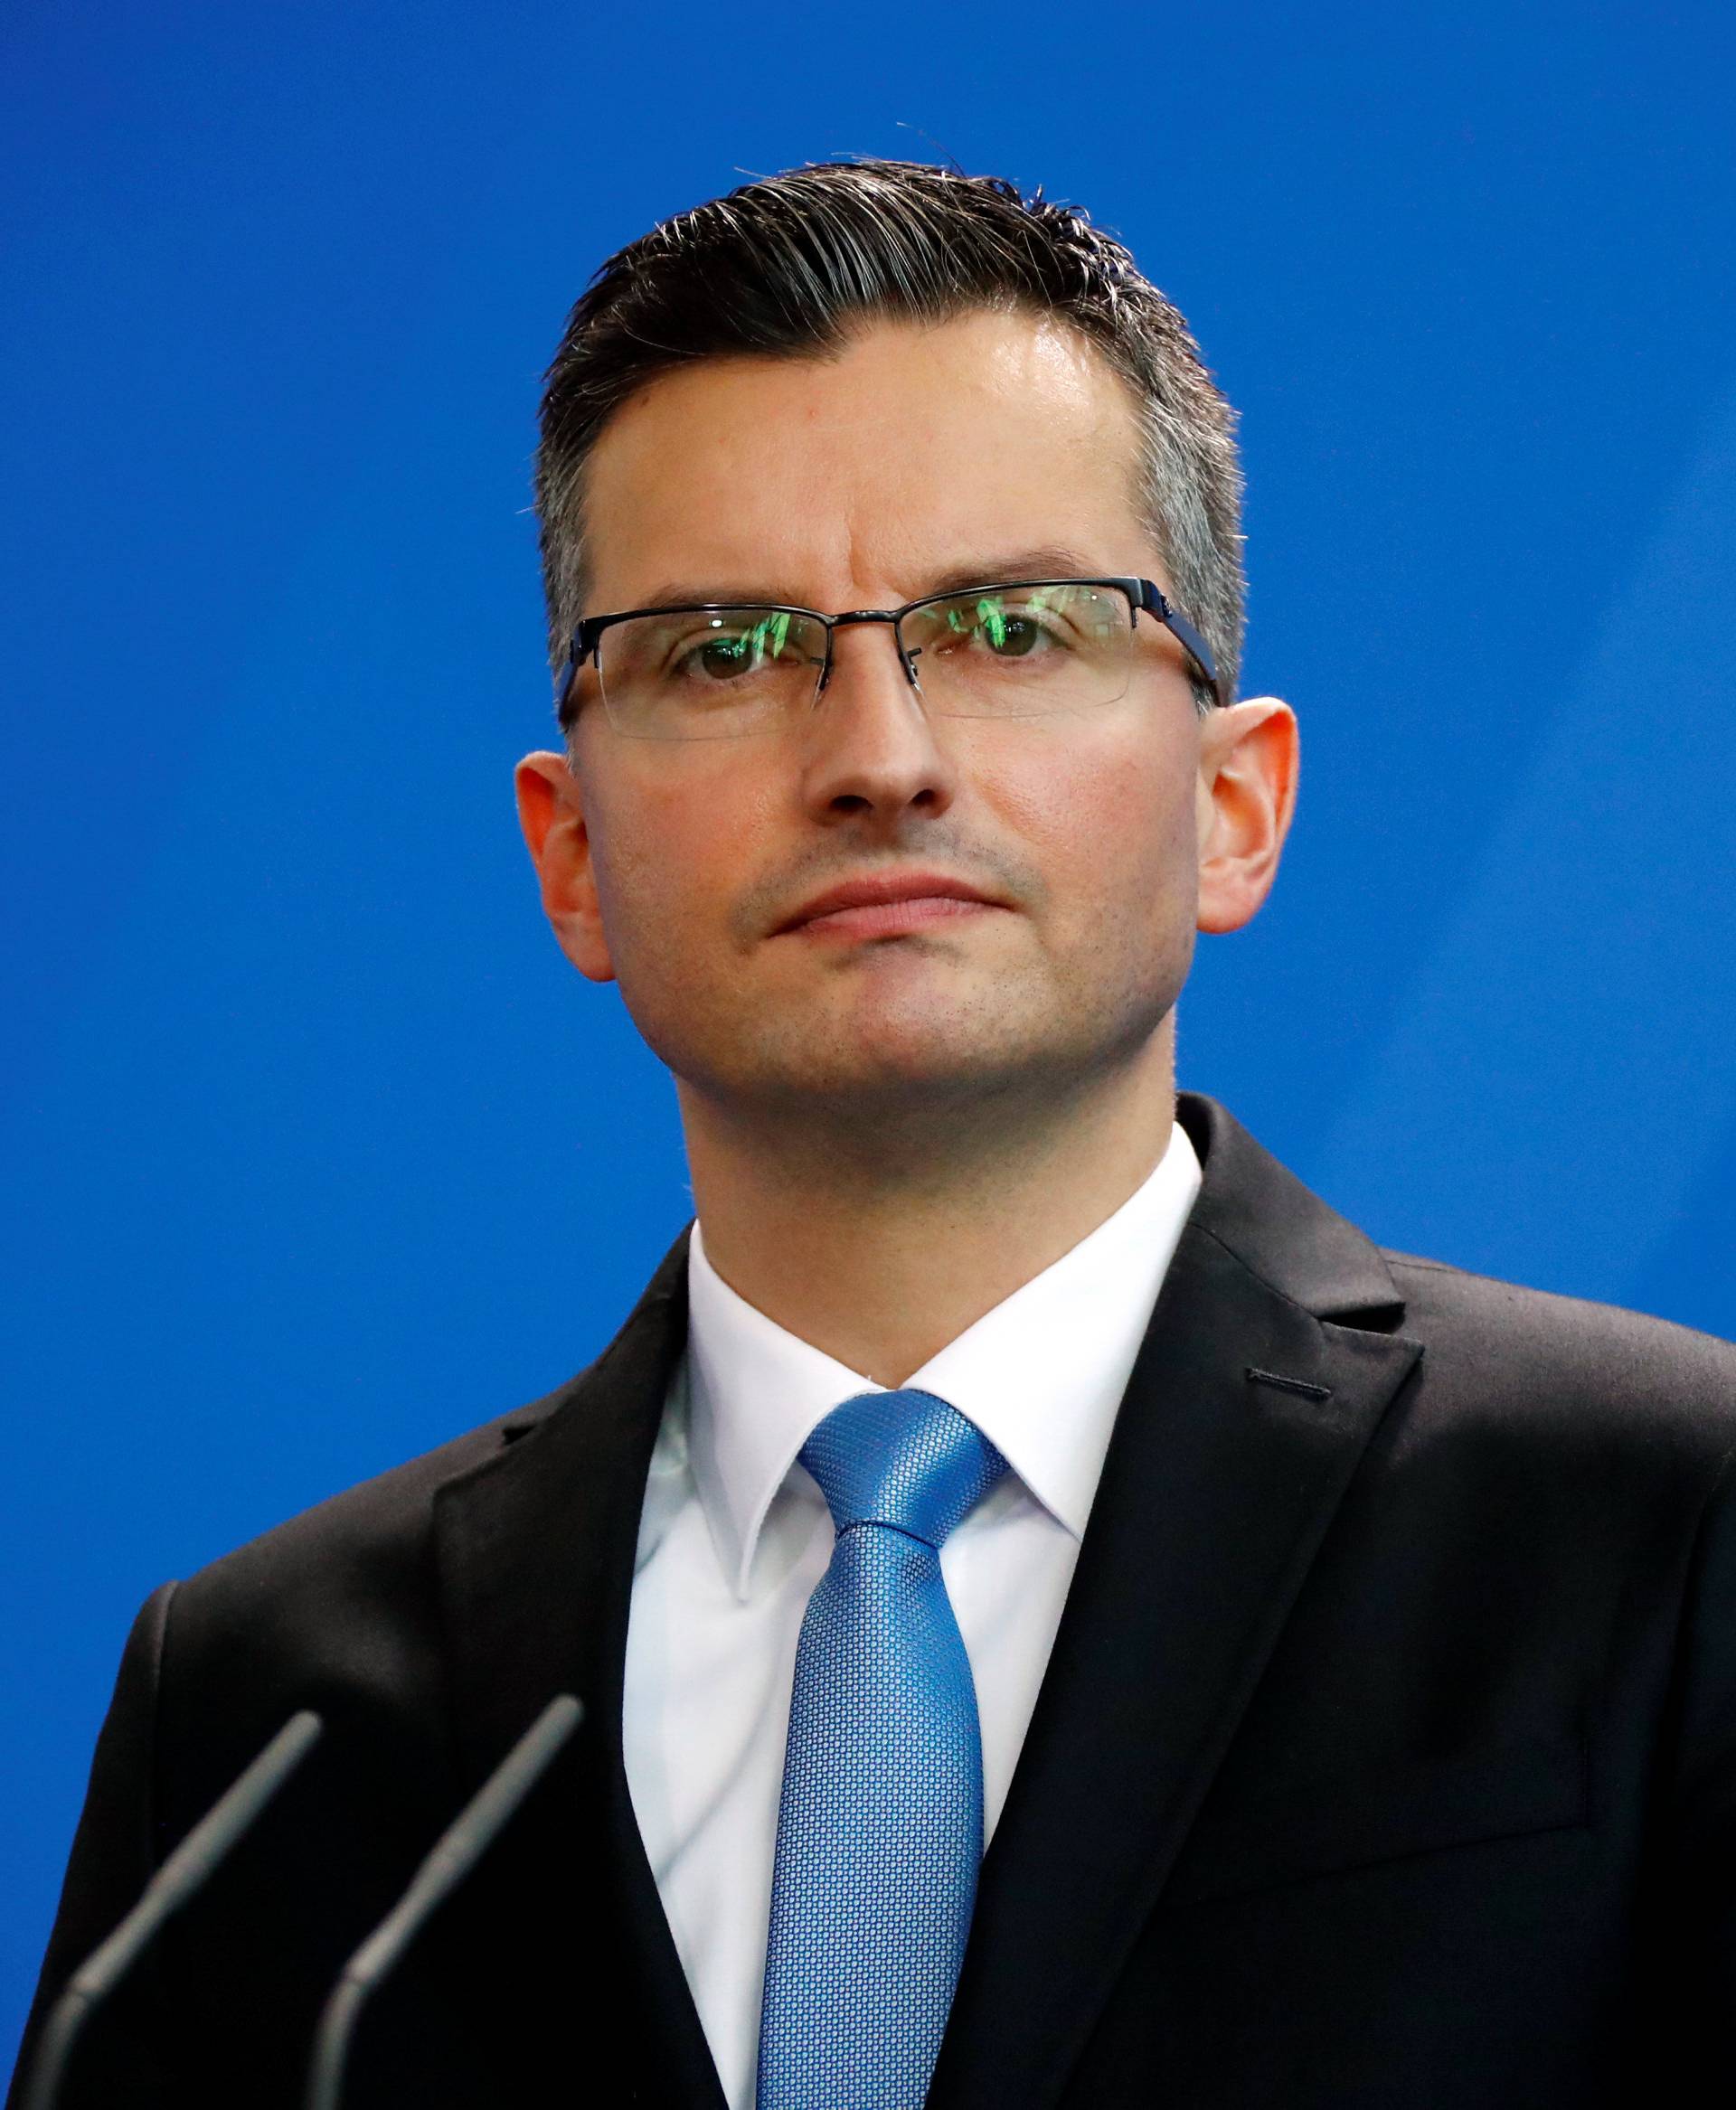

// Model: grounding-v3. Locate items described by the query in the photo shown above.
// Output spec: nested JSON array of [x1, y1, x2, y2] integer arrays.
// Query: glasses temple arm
[[1134, 582, 1222, 705]]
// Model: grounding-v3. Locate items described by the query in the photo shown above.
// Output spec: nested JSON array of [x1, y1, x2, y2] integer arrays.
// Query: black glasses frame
[[553, 576, 1222, 728]]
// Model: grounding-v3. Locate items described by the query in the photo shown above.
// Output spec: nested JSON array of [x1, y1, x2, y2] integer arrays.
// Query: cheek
[[587, 756, 778, 964], [983, 723, 1198, 909]]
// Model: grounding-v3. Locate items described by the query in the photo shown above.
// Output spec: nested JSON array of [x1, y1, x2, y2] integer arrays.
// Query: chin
[[776, 1015, 1082, 1111]]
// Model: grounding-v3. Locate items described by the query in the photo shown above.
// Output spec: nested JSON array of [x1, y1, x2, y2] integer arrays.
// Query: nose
[[797, 621, 959, 829]]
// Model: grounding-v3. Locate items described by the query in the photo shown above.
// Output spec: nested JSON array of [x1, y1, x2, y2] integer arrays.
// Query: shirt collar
[[685, 1120, 1203, 1601]]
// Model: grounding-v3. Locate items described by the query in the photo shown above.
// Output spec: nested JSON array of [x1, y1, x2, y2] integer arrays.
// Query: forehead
[[579, 309, 1153, 610]]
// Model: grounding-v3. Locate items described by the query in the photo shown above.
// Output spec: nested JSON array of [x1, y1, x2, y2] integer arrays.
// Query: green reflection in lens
[[695, 608, 797, 680], [944, 590, 1058, 656]]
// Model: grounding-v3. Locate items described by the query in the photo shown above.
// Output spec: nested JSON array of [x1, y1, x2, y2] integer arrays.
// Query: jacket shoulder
[[161, 1369, 590, 1693], [1381, 1246, 1736, 1468]]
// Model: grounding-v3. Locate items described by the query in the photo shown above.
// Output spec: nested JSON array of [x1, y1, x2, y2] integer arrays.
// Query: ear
[[1194, 697, 1299, 936], [513, 750, 618, 983]]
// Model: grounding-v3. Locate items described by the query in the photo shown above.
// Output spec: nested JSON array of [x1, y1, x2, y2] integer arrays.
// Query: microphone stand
[[303, 1693, 582, 2110], [21, 1710, 324, 2110]]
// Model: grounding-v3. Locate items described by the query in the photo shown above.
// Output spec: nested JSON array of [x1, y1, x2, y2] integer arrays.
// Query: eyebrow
[[614, 546, 1110, 617], [916, 547, 1106, 600]]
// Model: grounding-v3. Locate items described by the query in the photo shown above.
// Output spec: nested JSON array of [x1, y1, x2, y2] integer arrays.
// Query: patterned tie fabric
[[756, 1388, 1008, 2110]]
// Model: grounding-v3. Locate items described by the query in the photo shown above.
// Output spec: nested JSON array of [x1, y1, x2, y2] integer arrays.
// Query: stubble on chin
[[653, 918, 1185, 1194]]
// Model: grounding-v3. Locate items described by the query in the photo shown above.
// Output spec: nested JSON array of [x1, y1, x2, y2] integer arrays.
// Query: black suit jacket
[[13, 1093, 1736, 2108]]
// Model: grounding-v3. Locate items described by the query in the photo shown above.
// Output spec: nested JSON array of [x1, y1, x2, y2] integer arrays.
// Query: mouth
[[773, 872, 1008, 941]]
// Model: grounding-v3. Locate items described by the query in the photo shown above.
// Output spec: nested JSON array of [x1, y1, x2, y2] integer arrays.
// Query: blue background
[[5, 0, 1733, 2065]]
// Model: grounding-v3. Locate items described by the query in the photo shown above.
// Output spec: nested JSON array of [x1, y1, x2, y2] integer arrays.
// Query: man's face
[[519, 309, 1286, 1136]]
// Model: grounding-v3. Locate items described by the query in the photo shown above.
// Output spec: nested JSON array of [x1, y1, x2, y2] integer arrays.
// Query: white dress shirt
[[621, 1120, 1203, 2109]]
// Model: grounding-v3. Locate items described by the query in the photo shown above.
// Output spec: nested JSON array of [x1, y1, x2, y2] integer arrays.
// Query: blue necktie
[[756, 1388, 1007, 2110]]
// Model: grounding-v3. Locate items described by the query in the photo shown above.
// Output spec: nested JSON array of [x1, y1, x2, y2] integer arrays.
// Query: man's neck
[[677, 1028, 1180, 1389]]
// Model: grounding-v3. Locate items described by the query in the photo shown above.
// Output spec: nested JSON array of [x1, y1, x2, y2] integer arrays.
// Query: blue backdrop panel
[[4, 0, 1733, 2063]]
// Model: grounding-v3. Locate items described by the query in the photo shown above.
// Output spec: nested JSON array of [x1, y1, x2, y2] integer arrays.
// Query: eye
[[936, 593, 1069, 657], [979, 610, 1049, 656], [669, 610, 800, 683], [690, 632, 755, 679]]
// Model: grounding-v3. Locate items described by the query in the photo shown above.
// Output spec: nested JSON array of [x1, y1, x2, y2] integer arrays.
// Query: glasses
[[554, 577, 1221, 740]]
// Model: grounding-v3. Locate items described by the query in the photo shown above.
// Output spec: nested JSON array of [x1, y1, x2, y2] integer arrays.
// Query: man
[[12, 160, 1736, 2110]]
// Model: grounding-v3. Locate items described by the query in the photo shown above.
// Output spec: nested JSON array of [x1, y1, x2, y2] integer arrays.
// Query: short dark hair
[[535, 159, 1244, 711]]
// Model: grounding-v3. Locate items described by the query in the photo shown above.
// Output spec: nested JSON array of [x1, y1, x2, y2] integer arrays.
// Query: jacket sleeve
[[5, 1582, 178, 2110], [1655, 1446, 1736, 2060]]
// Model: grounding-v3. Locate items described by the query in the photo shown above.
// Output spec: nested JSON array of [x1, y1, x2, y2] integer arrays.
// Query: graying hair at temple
[[534, 159, 1245, 715]]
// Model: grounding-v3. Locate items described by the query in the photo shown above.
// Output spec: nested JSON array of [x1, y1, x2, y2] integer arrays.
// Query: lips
[[775, 871, 1005, 937]]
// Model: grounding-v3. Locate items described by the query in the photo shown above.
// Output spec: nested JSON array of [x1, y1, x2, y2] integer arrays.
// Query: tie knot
[[799, 1389, 1006, 1550]]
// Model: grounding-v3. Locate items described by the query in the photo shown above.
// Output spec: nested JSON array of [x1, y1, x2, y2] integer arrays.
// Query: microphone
[[303, 1691, 583, 2110], [20, 1709, 324, 2110]]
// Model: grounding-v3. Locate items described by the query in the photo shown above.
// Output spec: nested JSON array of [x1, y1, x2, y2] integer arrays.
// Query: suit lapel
[[432, 1231, 729, 2110], [929, 1096, 1423, 2110], [427, 1095, 1419, 2110]]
